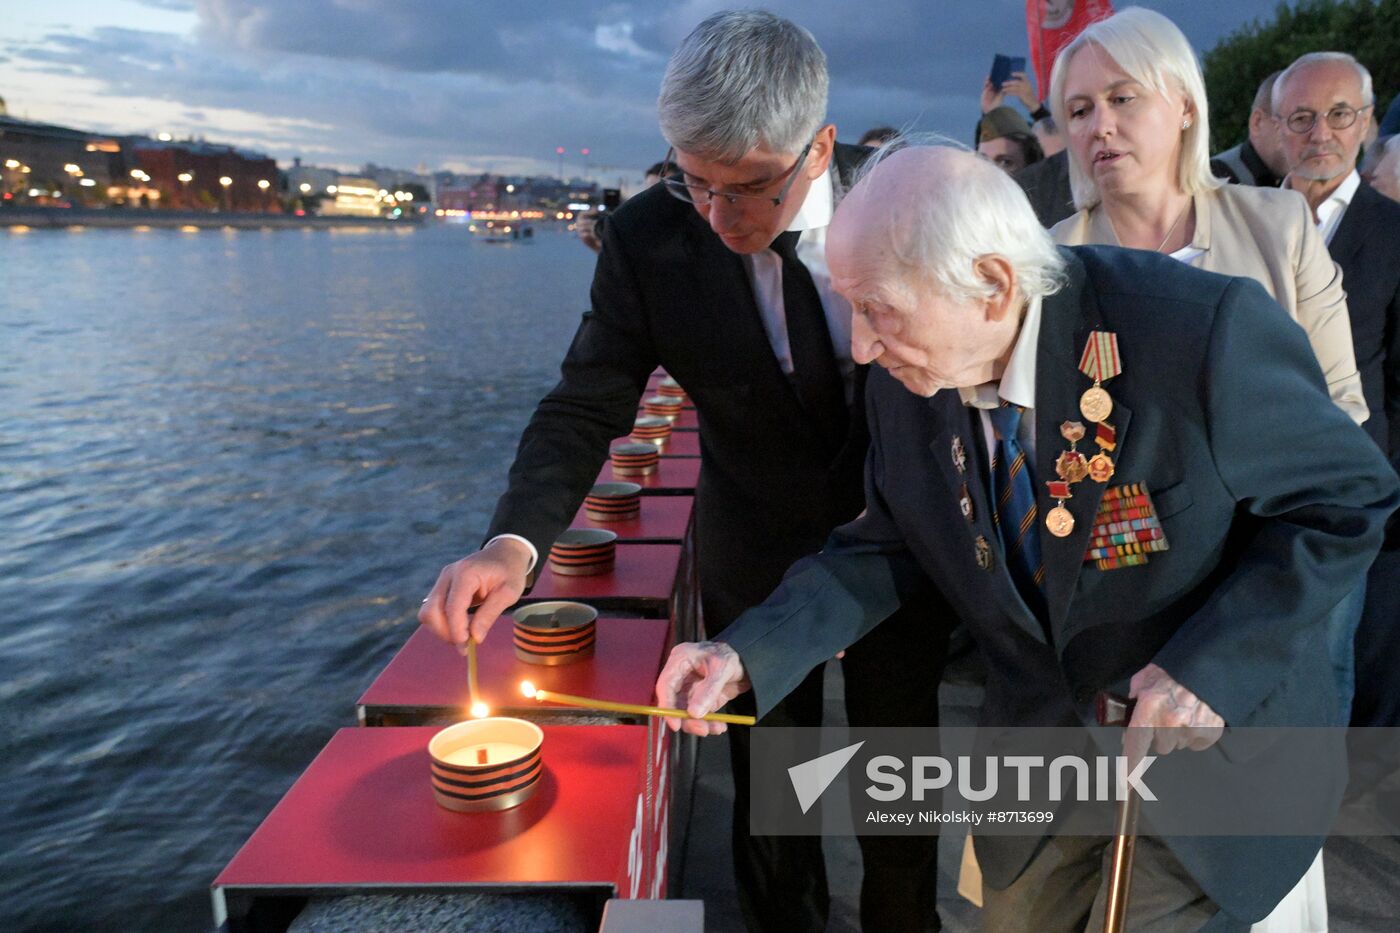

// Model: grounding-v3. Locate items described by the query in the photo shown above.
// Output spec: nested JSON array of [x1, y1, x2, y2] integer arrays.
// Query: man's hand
[[575, 214, 603, 254], [1124, 663, 1226, 767], [655, 641, 752, 736], [1001, 72, 1039, 112], [418, 537, 534, 650]]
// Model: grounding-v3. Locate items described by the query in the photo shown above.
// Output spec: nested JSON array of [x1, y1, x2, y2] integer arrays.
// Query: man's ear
[[974, 255, 1018, 322], [807, 123, 838, 178]]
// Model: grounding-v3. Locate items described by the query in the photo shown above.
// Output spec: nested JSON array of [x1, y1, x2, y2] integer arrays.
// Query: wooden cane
[[1096, 693, 1139, 933]]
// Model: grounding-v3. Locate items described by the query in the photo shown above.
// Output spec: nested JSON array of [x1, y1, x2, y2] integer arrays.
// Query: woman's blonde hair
[[1048, 7, 1224, 210]]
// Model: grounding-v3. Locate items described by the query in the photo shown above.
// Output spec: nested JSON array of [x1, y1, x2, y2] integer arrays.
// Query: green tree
[[1203, 0, 1399, 151]]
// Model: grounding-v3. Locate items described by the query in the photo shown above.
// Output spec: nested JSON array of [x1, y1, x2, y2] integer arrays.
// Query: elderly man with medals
[[655, 144, 1397, 932]]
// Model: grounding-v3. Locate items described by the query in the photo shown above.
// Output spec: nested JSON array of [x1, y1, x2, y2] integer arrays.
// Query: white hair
[[1048, 7, 1223, 210], [1274, 52, 1376, 112], [850, 139, 1067, 305], [658, 11, 828, 161]]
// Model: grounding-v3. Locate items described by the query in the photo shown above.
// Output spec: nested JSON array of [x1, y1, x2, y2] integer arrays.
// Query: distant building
[[132, 140, 278, 212], [0, 114, 122, 206], [321, 177, 382, 217]]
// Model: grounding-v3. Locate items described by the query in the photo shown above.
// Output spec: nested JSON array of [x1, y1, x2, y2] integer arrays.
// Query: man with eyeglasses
[[1275, 52, 1400, 734], [416, 11, 947, 932]]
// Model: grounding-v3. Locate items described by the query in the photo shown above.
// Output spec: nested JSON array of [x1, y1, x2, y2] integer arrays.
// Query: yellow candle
[[520, 681, 755, 725]]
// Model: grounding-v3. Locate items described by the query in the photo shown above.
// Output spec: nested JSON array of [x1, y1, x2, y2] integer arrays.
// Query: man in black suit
[[658, 144, 1397, 930], [418, 11, 945, 932], [1275, 52, 1400, 727]]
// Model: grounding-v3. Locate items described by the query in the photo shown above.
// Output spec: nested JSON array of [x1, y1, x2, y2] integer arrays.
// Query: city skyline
[[4, 0, 1291, 179]]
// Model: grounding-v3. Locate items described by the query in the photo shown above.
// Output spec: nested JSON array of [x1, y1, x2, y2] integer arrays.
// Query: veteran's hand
[[655, 641, 752, 736], [418, 538, 533, 650], [1124, 663, 1225, 767]]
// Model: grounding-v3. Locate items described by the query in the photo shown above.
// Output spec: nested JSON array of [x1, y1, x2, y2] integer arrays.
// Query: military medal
[[1044, 480, 1075, 537], [1077, 331, 1122, 423], [959, 484, 975, 522], [951, 436, 967, 474], [1055, 420, 1090, 484], [1088, 421, 1117, 482], [974, 534, 993, 571]]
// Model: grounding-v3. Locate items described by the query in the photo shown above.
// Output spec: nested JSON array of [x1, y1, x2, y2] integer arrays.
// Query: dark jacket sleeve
[[484, 214, 659, 558], [1152, 277, 1400, 726], [718, 385, 932, 718]]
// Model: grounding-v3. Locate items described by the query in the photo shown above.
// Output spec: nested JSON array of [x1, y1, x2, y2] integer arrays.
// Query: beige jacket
[[1051, 184, 1367, 424]]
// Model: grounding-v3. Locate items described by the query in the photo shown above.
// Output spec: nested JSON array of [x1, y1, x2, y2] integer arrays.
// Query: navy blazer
[[1330, 181, 1400, 468], [723, 246, 1398, 921]]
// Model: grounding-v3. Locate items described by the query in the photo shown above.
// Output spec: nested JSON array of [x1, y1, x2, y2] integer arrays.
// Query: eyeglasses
[[1279, 104, 1373, 135], [662, 139, 814, 208]]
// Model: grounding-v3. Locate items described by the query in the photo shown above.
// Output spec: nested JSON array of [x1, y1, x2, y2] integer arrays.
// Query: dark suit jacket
[[1014, 150, 1074, 228], [722, 246, 1398, 921], [487, 143, 896, 630], [1331, 181, 1400, 469]]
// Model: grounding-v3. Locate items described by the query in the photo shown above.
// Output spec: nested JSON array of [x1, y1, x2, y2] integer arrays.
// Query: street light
[[299, 182, 311, 193], [177, 172, 193, 209], [257, 179, 270, 190], [219, 175, 233, 212], [4, 159, 18, 169]]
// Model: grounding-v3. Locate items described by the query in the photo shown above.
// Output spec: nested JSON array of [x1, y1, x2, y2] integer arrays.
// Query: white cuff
[[485, 533, 539, 575]]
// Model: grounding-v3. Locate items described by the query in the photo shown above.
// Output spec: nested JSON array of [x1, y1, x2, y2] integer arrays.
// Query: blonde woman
[[1049, 8, 1365, 426]]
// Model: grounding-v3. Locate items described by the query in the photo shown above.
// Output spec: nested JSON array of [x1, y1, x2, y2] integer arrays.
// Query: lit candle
[[520, 681, 756, 725]]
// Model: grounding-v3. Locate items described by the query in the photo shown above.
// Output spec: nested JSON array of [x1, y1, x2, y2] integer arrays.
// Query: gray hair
[[1274, 52, 1375, 112], [1252, 71, 1283, 114], [1048, 7, 1223, 210], [850, 139, 1067, 305], [658, 11, 828, 161]]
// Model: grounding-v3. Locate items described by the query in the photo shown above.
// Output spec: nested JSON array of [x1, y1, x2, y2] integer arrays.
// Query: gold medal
[[1080, 384, 1113, 423], [1055, 450, 1090, 484], [1046, 506, 1075, 538], [1088, 452, 1116, 483]]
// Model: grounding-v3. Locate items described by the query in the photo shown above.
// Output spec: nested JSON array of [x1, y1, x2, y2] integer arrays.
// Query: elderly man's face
[[1275, 61, 1371, 183], [670, 124, 835, 254], [828, 242, 1018, 396]]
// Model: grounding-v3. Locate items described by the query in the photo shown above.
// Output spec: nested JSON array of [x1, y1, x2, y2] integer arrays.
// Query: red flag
[[1026, 0, 1115, 104]]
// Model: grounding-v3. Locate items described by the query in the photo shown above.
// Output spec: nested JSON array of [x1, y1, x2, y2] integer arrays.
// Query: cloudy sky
[[2, 1, 1282, 181]]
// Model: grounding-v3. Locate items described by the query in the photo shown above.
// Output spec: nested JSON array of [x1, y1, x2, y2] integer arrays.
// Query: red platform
[[357, 619, 670, 726], [520, 543, 682, 616], [213, 726, 656, 929], [637, 405, 698, 430], [572, 495, 694, 542], [648, 431, 699, 457], [597, 457, 700, 493]]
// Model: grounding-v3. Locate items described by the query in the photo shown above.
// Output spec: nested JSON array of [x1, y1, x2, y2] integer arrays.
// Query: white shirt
[[495, 167, 854, 574], [957, 295, 1044, 464], [740, 169, 855, 385], [1315, 169, 1360, 245]]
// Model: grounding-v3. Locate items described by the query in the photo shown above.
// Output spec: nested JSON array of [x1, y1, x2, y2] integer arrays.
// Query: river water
[[0, 222, 597, 931]]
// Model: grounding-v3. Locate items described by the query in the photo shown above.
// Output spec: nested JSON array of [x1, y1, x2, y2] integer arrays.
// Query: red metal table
[[521, 543, 683, 617], [357, 619, 671, 727], [571, 494, 693, 543], [212, 725, 661, 932], [597, 457, 699, 493]]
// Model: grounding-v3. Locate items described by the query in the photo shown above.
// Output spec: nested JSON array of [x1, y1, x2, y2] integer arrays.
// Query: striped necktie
[[989, 402, 1046, 617]]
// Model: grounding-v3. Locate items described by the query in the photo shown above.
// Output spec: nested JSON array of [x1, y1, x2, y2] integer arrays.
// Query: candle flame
[[470, 702, 490, 719], [520, 681, 537, 698]]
